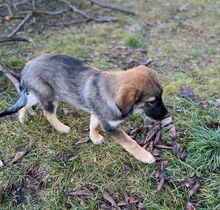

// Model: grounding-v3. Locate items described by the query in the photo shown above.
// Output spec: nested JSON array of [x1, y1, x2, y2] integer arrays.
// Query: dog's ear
[[116, 85, 140, 116]]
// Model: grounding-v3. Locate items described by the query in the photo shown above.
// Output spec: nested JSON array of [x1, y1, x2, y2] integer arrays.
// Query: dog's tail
[[0, 66, 27, 117]]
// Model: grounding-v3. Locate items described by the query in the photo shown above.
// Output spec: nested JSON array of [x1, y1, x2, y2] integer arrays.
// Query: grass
[[0, 0, 220, 209]]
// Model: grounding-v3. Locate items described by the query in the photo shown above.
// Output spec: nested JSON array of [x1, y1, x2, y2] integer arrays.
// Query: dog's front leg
[[89, 115, 104, 144], [111, 128, 155, 164]]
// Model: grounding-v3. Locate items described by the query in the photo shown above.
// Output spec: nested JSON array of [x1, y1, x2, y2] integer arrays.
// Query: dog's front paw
[[135, 149, 155, 164], [57, 125, 70, 134], [144, 153, 155, 164], [90, 134, 104, 144]]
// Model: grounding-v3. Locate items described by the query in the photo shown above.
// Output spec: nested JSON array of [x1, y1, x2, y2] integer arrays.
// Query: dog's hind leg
[[89, 115, 104, 144], [42, 100, 70, 134], [18, 93, 39, 123]]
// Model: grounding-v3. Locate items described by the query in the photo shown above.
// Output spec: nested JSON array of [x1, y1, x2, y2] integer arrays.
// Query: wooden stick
[[0, 65, 20, 94], [8, 12, 33, 37], [89, 0, 136, 15], [60, 0, 117, 22], [0, 36, 31, 43]]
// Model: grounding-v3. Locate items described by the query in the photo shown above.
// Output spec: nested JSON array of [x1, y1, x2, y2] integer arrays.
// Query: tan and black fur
[[0, 54, 168, 164]]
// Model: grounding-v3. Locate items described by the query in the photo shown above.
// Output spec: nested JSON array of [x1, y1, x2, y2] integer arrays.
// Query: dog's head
[[116, 65, 168, 120]]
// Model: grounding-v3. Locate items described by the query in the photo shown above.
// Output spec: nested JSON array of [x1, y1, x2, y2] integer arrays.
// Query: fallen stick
[[0, 65, 20, 94], [0, 36, 31, 43], [89, 0, 136, 15], [8, 12, 33, 37]]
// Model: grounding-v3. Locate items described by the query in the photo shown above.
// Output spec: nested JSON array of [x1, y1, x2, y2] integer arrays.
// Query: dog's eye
[[146, 99, 157, 106]]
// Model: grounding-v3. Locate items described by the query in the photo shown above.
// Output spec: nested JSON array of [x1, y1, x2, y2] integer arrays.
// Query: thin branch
[[8, 12, 33, 37], [12, 0, 29, 9], [4, 15, 25, 20], [0, 35, 31, 43], [89, 0, 136, 15], [0, 3, 13, 16], [0, 65, 20, 94], [59, 0, 92, 19], [34, 9, 69, 16], [59, 0, 117, 22]]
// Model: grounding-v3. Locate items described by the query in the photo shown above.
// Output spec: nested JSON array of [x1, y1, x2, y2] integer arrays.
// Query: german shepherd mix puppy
[[0, 54, 168, 164]]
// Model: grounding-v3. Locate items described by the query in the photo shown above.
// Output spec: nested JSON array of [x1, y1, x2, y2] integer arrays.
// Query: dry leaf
[[144, 115, 154, 127], [154, 131, 162, 145], [189, 178, 201, 197], [208, 121, 220, 130], [129, 127, 141, 136], [10, 151, 27, 164], [117, 200, 128, 206], [181, 178, 196, 189], [180, 177, 201, 197], [152, 161, 169, 194], [121, 164, 132, 174], [62, 108, 70, 115], [152, 148, 161, 157], [144, 125, 160, 143], [128, 196, 139, 204], [102, 191, 117, 206], [61, 153, 79, 162], [169, 141, 187, 160], [69, 189, 92, 197], [200, 100, 209, 109], [169, 126, 176, 138], [160, 116, 173, 127], [137, 201, 145, 210], [100, 203, 112, 210], [155, 145, 172, 150], [180, 87, 194, 100], [75, 137, 89, 145], [185, 202, 196, 210]]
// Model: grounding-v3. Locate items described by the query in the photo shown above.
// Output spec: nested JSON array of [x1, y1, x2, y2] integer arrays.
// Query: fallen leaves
[[151, 160, 169, 194], [180, 87, 195, 100], [102, 191, 117, 207], [208, 121, 220, 130], [167, 140, 187, 160], [69, 189, 92, 197], [75, 137, 89, 145], [10, 151, 27, 164], [200, 100, 209, 109], [185, 202, 196, 210], [7, 166, 42, 205], [180, 177, 201, 197], [135, 115, 180, 161], [101, 191, 143, 210]]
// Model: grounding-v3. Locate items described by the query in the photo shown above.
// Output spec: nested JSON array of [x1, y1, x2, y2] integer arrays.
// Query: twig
[[60, 0, 92, 19], [0, 3, 13, 16], [89, 0, 136, 15], [60, 0, 117, 22], [0, 35, 31, 43], [34, 9, 69, 16], [0, 65, 20, 94], [8, 12, 33, 37], [12, 0, 29, 9], [155, 145, 172, 150]]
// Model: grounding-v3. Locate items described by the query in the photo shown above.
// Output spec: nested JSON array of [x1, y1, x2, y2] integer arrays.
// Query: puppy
[[0, 54, 168, 164]]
